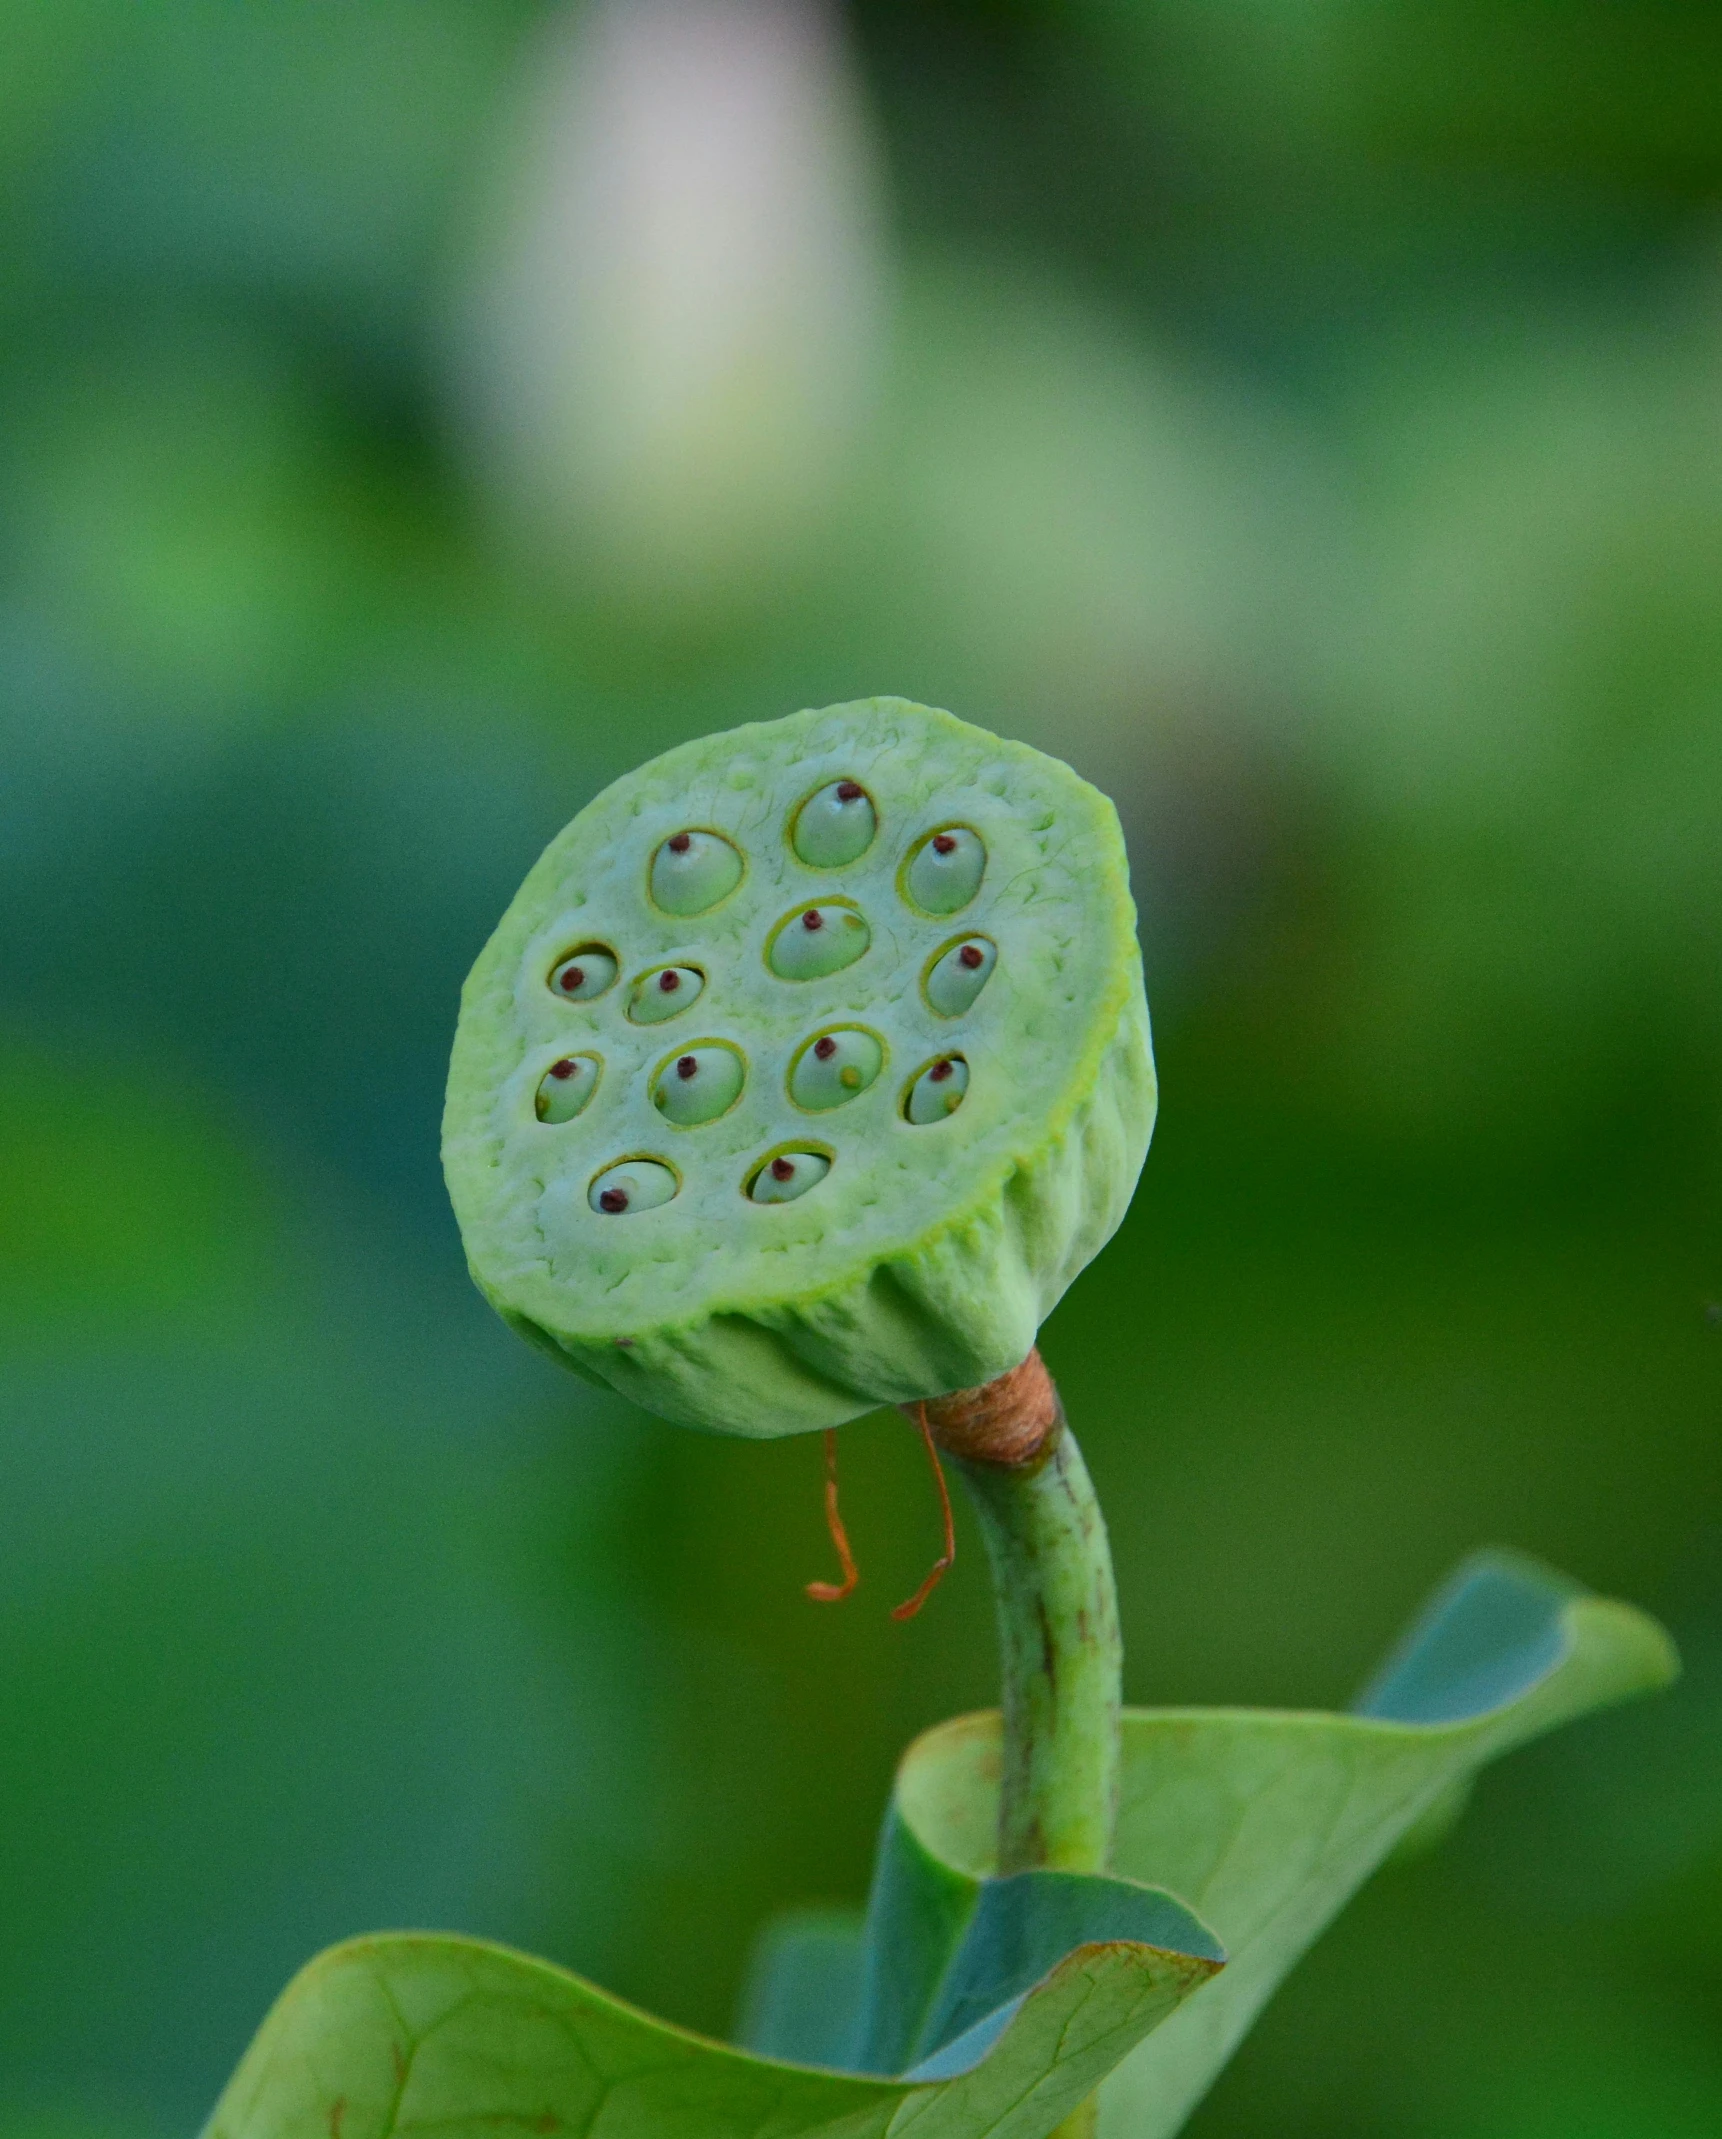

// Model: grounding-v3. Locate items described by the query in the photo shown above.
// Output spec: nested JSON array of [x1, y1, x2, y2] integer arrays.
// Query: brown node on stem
[[903, 1347, 1062, 1469]]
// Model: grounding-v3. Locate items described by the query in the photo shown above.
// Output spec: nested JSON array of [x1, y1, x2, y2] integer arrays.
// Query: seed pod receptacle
[[443, 696, 1154, 1436]]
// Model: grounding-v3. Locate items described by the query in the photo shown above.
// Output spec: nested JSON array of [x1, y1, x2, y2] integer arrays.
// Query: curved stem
[[914, 1351, 1122, 1875]]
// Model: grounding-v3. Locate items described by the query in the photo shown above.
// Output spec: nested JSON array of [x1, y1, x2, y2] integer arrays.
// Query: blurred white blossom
[[452, 0, 884, 605]]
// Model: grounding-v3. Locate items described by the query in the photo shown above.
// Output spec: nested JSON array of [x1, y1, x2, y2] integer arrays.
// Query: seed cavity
[[589, 1158, 679, 1215], [789, 1027, 884, 1111], [627, 965, 705, 1023], [549, 945, 619, 1000], [652, 1042, 746, 1126], [535, 1053, 602, 1123], [650, 830, 744, 915], [925, 935, 997, 1017], [793, 780, 877, 868], [766, 902, 871, 981], [903, 826, 986, 914], [747, 1149, 833, 1204], [905, 1054, 970, 1124]]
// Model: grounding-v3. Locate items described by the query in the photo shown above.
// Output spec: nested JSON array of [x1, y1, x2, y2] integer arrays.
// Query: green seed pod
[[444, 696, 1155, 1437]]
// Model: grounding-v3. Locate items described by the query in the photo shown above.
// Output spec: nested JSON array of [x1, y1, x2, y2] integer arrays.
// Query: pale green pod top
[[443, 697, 1156, 1437]]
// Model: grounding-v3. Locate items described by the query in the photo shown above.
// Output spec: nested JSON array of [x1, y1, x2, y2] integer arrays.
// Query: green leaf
[[203, 1920, 1217, 2139], [734, 1907, 866, 2069], [890, 1553, 1676, 2139], [905, 1872, 1224, 2081], [842, 1810, 1219, 2079], [206, 1554, 1672, 2139]]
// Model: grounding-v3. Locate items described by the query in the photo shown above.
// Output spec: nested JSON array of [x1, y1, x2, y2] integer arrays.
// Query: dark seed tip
[[599, 1188, 629, 1212], [561, 966, 584, 990], [802, 908, 824, 930], [813, 1036, 837, 1060], [930, 1060, 953, 1082], [932, 833, 957, 854], [836, 779, 864, 801], [676, 1055, 697, 1079], [550, 1058, 575, 1079], [659, 970, 680, 991], [668, 832, 691, 853], [771, 1157, 795, 1181], [959, 944, 984, 968]]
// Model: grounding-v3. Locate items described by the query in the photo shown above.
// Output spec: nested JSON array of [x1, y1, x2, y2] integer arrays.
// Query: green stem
[[951, 1406, 1121, 1877]]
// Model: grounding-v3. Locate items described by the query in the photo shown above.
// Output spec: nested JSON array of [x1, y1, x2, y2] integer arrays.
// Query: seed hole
[[747, 1149, 833, 1204], [767, 903, 871, 981], [536, 1053, 602, 1124], [903, 826, 986, 915], [627, 965, 705, 1024], [924, 935, 997, 1018], [792, 780, 877, 868], [905, 1054, 970, 1124], [650, 830, 744, 916], [589, 1158, 679, 1215], [549, 945, 619, 1000], [652, 1042, 747, 1126], [789, 1027, 884, 1112]]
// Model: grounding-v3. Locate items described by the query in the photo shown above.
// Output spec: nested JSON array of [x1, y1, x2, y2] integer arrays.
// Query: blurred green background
[[2, 1, 1720, 2132]]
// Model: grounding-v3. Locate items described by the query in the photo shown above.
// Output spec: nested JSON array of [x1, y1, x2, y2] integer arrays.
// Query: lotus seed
[[650, 829, 744, 916], [749, 1150, 832, 1204], [906, 1054, 970, 1123], [790, 1027, 884, 1111], [767, 904, 871, 981], [652, 1044, 746, 1127], [551, 947, 619, 1000], [535, 1053, 601, 1123], [904, 826, 986, 914], [589, 1159, 679, 1215], [925, 935, 997, 1017], [792, 779, 877, 867], [628, 966, 705, 1023]]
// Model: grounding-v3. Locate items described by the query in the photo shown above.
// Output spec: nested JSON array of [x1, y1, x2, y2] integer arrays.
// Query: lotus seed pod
[[444, 696, 1155, 1437]]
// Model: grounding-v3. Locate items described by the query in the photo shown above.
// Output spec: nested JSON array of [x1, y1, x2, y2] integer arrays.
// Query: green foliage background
[[0, 2, 1718, 2132]]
